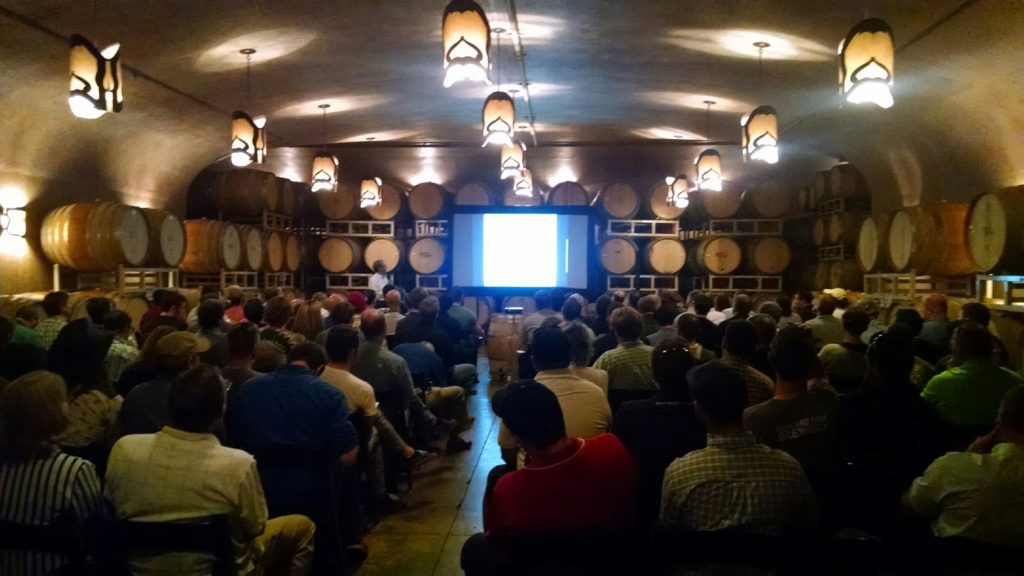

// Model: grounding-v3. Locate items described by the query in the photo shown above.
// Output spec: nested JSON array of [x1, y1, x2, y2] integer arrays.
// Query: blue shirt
[[392, 343, 447, 387], [228, 364, 358, 518]]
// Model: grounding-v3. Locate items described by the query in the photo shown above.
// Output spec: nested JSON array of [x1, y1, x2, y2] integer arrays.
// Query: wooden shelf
[[681, 219, 782, 239], [180, 270, 259, 291], [607, 220, 679, 238], [415, 274, 448, 291], [325, 220, 394, 237], [326, 273, 373, 290], [264, 272, 295, 289], [863, 272, 974, 299], [690, 275, 783, 293], [71, 265, 179, 293]]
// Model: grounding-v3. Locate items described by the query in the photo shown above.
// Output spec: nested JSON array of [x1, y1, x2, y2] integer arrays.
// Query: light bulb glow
[[500, 142, 526, 179], [69, 35, 123, 119], [513, 169, 534, 197], [311, 152, 339, 192], [695, 150, 724, 192], [667, 176, 691, 208], [442, 0, 491, 88], [839, 19, 894, 109], [231, 111, 265, 167], [741, 105, 779, 164], [482, 91, 515, 147], [360, 178, 383, 208]]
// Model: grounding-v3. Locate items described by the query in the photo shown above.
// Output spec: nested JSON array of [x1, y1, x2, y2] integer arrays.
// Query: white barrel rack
[[817, 245, 848, 261], [976, 275, 1024, 313], [180, 270, 259, 291], [607, 220, 679, 238], [227, 211, 293, 233], [680, 219, 782, 239], [325, 220, 394, 237], [863, 272, 973, 300], [415, 274, 448, 291], [264, 272, 295, 289], [691, 275, 783, 293], [326, 273, 373, 291], [62, 264, 180, 293], [606, 274, 678, 292]]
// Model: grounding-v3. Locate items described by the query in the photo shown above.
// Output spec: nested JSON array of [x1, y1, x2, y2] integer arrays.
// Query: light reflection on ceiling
[[274, 95, 390, 117], [195, 29, 317, 72], [663, 28, 833, 61], [639, 91, 754, 114], [633, 127, 706, 140], [484, 14, 566, 45], [337, 130, 421, 143]]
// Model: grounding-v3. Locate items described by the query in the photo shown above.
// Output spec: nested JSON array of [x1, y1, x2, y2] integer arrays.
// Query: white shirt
[[707, 309, 727, 325], [369, 273, 390, 299], [498, 368, 612, 451], [384, 311, 405, 336], [320, 366, 379, 417]]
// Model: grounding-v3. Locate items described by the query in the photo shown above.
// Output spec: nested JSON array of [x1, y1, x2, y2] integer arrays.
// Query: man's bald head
[[385, 289, 402, 311], [360, 309, 387, 340]]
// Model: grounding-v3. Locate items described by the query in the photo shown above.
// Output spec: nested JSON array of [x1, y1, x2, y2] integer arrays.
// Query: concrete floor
[[357, 357, 501, 576]]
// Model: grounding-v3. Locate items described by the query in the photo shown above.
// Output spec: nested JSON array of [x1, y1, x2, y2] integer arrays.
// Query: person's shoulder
[[743, 399, 775, 420], [585, 432, 630, 457], [997, 366, 1024, 382]]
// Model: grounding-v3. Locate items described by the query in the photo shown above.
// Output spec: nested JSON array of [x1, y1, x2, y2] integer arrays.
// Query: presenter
[[369, 260, 391, 299]]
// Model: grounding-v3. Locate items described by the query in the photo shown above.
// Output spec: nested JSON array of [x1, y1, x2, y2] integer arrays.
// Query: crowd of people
[[1, 283, 1022, 574], [0, 283, 482, 574]]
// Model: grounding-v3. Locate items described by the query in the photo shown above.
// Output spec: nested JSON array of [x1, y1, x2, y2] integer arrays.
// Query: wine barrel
[[644, 239, 686, 274], [366, 184, 403, 220], [41, 202, 150, 272], [599, 182, 640, 219], [856, 214, 890, 272], [503, 186, 543, 207], [462, 296, 492, 328], [742, 180, 790, 218], [826, 212, 862, 247], [888, 203, 976, 276], [180, 220, 242, 273], [317, 183, 358, 220], [220, 169, 279, 217], [238, 225, 265, 271], [318, 238, 361, 273], [141, 208, 186, 268], [649, 183, 686, 220], [284, 234, 301, 272], [745, 237, 792, 274], [548, 182, 589, 206], [598, 238, 637, 274], [812, 216, 829, 247], [185, 170, 222, 219], [812, 170, 831, 205], [829, 260, 863, 290], [409, 237, 446, 274], [409, 182, 449, 219], [966, 187, 1024, 273], [454, 182, 495, 205], [830, 163, 869, 202], [277, 177, 298, 217], [0, 293, 45, 321], [686, 237, 741, 275], [68, 290, 108, 321], [487, 314, 522, 381], [364, 238, 404, 273], [693, 185, 743, 219], [264, 231, 284, 272], [108, 292, 150, 330]]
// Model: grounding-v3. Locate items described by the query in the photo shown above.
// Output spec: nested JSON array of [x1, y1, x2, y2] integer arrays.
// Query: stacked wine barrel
[[592, 181, 688, 277]]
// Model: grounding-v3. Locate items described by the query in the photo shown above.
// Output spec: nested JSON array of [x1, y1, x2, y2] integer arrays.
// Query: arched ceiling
[[0, 0, 1021, 212]]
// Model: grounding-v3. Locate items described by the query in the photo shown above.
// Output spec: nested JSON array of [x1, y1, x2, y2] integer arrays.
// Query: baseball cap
[[156, 331, 211, 363]]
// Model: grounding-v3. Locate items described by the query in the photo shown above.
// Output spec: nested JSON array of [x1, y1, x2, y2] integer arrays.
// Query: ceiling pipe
[[505, 0, 538, 147]]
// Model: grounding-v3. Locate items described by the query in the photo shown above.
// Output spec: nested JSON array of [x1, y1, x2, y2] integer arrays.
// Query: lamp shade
[[667, 176, 691, 208], [68, 34, 123, 119], [442, 0, 491, 88], [500, 141, 526, 179], [311, 152, 339, 192], [231, 111, 266, 167], [0, 208, 27, 238], [513, 168, 533, 197], [839, 19, 894, 109], [482, 91, 515, 147], [741, 105, 779, 164], [694, 150, 723, 192], [360, 177, 383, 208]]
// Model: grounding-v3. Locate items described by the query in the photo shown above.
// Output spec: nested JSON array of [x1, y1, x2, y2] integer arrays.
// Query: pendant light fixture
[[442, 0, 491, 88], [695, 101, 723, 192], [360, 177, 383, 209], [500, 141, 526, 179], [513, 168, 534, 197], [665, 176, 691, 209], [69, 33, 123, 119], [741, 42, 779, 164], [839, 19, 895, 109], [230, 48, 267, 167], [482, 31, 514, 147], [311, 104, 339, 193]]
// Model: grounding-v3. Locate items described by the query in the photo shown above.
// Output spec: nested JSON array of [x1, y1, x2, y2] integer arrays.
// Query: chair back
[[107, 515, 232, 576], [0, 514, 87, 574]]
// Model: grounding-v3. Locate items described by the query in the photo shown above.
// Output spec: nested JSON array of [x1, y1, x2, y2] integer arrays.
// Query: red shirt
[[140, 305, 162, 330], [225, 306, 246, 325], [485, 433, 638, 544]]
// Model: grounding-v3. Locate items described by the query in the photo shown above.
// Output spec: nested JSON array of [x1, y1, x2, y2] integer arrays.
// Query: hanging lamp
[[230, 48, 267, 167], [695, 101, 723, 192], [500, 141, 526, 179], [839, 19, 895, 109], [442, 0, 491, 88], [360, 177, 383, 209], [665, 176, 691, 209], [513, 168, 534, 197], [311, 104, 339, 192], [482, 32, 515, 147], [69, 34, 123, 119], [741, 42, 779, 164]]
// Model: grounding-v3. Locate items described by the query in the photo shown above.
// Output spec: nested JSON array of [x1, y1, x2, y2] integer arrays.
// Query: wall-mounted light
[[741, 105, 779, 164], [665, 176, 691, 208], [0, 207, 27, 238], [69, 34, 123, 119], [695, 150, 723, 192], [500, 141, 526, 179], [360, 177, 383, 208], [513, 168, 534, 197], [310, 104, 338, 192], [839, 19, 894, 109], [442, 0, 491, 88], [482, 91, 515, 147]]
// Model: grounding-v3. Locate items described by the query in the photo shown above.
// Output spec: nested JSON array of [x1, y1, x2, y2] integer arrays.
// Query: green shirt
[[447, 304, 476, 333], [12, 323, 44, 349], [593, 342, 656, 392], [921, 360, 1023, 426], [908, 443, 1024, 547]]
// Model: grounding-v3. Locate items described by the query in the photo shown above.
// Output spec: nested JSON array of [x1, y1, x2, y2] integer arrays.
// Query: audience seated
[[221, 323, 262, 390], [660, 360, 817, 534], [115, 325, 176, 397], [644, 304, 678, 347], [139, 288, 168, 331], [904, 384, 1024, 547], [388, 340, 473, 452], [855, 298, 886, 345], [562, 322, 608, 393], [614, 338, 704, 527], [720, 320, 775, 406], [290, 302, 324, 343], [242, 298, 264, 326], [589, 301, 623, 365], [802, 294, 843, 349], [139, 291, 188, 345], [260, 296, 305, 355], [446, 286, 480, 338], [84, 297, 112, 328], [318, 300, 355, 346], [744, 326, 840, 490], [195, 299, 228, 367], [395, 297, 478, 390], [748, 313, 777, 381], [590, 295, 612, 337], [105, 364, 315, 575], [673, 313, 715, 365], [951, 302, 1010, 368], [120, 332, 209, 435], [921, 322, 1023, 430], [462, 380, 637, 575], [11, 304, 44, 349], [223, 285, 246, 324], [818, 307, 870, 393], [688, 293, 723, 355], [893, 308, 938, 388], [637, 294, 661, 339], [756, 300, 783, 324], [718, 293, 753, 334], [919, 293, 952, 359], [103, 310, 139, 384], [520, 290, 561, 345], [776, 295, 801, 328], [792, 291, 815, 323], [0, 316, 47, 383], [707, 294, 729, 324], [594, 307, 656, 409], [0, 370, 105, 573], [35, 291, 71, 351], [560, 296, 596, 343]]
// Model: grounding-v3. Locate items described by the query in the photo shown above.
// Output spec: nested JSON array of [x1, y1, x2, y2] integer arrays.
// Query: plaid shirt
[[721, 357, 775, 406], [105, 335, 140, 384], [35, 315, 67, 350], [593, 341, 656, 392], [659, 433, 817, 534]]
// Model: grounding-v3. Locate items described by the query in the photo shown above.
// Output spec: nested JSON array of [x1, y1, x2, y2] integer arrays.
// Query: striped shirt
[[34, 316, 67, 350], [594, 342, 657, 392], [105, 335, 140, 384], [0, 448, 104, 575]]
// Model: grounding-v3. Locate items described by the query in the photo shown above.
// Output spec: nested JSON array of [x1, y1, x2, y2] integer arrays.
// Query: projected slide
[[453, 212, 588, 289]]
